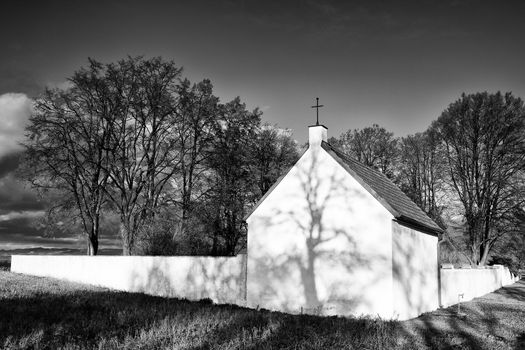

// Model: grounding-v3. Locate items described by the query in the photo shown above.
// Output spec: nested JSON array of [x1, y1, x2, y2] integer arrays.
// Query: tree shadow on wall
[[391, 226, 439, 319], [129, 258, 176, 297], [250, 148, 389, 316], [128, 255, 246, 305], [184, 255, 247, 304]]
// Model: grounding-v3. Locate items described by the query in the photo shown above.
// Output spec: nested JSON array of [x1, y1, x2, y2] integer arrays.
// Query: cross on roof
[[311, 97, 324, 126]]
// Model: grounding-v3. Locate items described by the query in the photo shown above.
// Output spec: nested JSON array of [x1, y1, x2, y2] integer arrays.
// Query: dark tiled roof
[[322, 142, 443, 235]]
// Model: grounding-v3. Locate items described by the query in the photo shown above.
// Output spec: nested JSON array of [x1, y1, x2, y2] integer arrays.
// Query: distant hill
[[0, 247, 123, 261]]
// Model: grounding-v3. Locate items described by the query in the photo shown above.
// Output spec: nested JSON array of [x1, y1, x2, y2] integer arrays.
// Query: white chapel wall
[[246, 145, 395, 318], [391, 221, 439, 319], [11, 255, 246, 304]]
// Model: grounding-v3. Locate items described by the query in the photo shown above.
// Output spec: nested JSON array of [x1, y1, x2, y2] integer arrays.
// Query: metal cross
[[311, 97, 324, 126]]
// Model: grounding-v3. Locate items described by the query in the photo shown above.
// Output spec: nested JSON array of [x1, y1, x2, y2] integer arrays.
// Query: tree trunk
[[300, 240, 319, 309], [479, 243, 491, 266], [87, 216, 99, 256], [87, 235, 98, 256], [471, 249, 479, 266], [211, 217, 220, 256], [120, 222, 132, 256], [468, 220, 481, 266]]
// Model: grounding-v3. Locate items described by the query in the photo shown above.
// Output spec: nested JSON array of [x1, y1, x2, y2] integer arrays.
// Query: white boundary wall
[[440, 265, 519, 307], [11, 255, 521, 316], [11, 255, 247, 305]]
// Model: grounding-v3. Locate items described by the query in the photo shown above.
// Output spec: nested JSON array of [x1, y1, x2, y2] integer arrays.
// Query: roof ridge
[[321, 141, 443, 235], [325, 142, 422, 206], [327, 143, 392, 180]]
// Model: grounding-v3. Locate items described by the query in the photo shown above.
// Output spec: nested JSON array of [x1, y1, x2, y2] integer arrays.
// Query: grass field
[[1, 261, 524, 349]]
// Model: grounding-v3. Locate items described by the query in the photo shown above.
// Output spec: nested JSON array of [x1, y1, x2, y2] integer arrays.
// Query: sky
[[1, 0, 525, 255]]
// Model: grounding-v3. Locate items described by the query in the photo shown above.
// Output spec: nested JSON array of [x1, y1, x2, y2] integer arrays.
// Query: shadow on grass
[[517, 333, 525, 350], [0, 259, 10, 271], [1, 272, 524, 349], [398, 279, 525, 350], [491, 282, 525, 303], [0, 288, 181, 348], [0, 273, 399, 349]]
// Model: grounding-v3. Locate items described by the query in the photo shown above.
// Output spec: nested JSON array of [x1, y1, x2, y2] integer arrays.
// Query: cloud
[[0, 152, 21, 178], [0, 210, 44, 222], [0, 93, 32, 158], [0, 172, 45, 214]]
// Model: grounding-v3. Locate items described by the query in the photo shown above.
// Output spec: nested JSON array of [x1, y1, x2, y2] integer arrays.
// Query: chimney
[[308, 124, 327, 147]]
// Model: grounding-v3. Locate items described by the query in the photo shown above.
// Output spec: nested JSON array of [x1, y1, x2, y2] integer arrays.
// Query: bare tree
[[25, 57, 187, 256], [251, 124, 300, 196], [433, 92, 525, 265], [397, 129, 446, 227], [205, 98, 261, 255], [335, 124, 398, 178], [171, 79, 219, 235], [23, 62, 114, 255], [22, 56, 307, 257], [101, 57, 183, 255]]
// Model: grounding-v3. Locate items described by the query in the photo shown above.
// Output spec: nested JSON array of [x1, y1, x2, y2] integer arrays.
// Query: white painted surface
[[247, 131, 395, 318], [11, 255, 247, 304], [392, 222, 439, 319], [308, 125, 327, 146], [440, 265, 519, 307]]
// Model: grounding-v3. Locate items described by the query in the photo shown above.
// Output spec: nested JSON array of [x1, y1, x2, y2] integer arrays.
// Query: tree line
[[21, 56, 525, 269], [330, 93, 525, 267], [21, 57, 299, 256]]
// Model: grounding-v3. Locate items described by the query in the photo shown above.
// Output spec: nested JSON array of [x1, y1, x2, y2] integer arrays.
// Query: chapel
[[245, 120, 442, 320]]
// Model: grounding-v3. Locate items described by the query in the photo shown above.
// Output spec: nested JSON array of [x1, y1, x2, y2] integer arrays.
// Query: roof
[[245, 140, 443, 236], [321, 141, 443, 235]]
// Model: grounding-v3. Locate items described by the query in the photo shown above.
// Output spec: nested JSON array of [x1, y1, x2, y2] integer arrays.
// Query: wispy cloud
[[0, 210, 44, 222]]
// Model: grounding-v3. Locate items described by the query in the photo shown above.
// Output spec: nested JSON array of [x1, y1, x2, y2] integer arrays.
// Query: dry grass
[[0, 267, 524, 349]]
